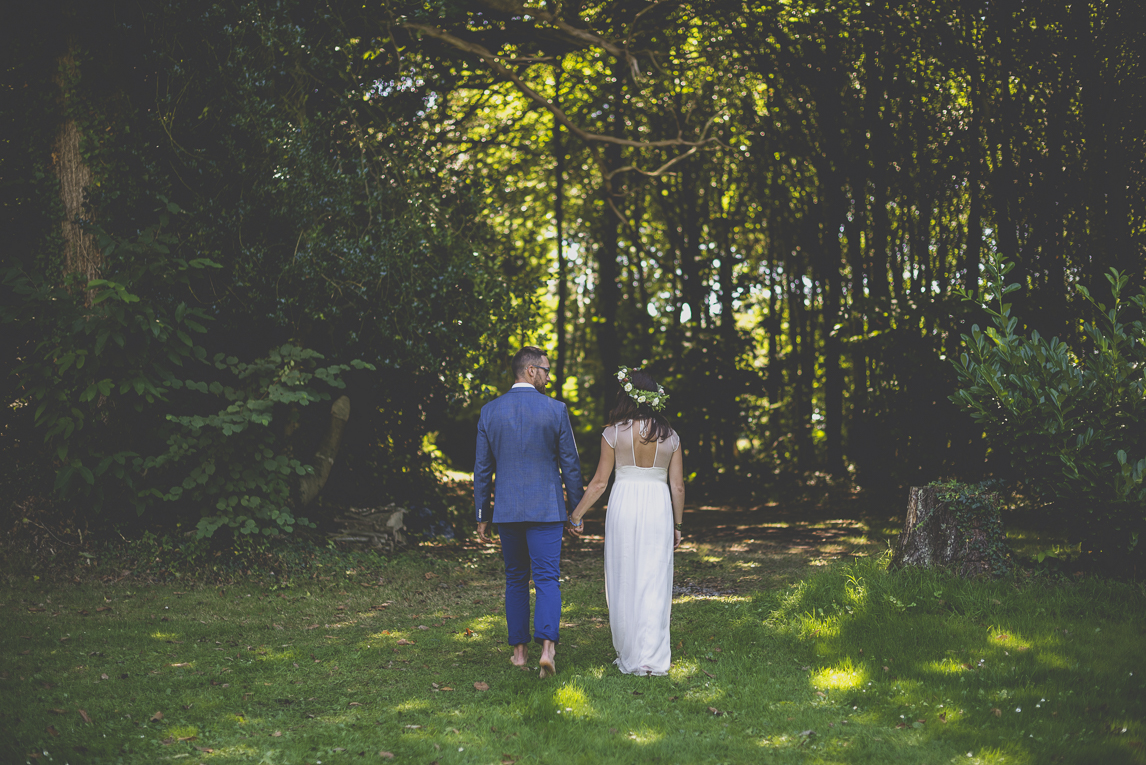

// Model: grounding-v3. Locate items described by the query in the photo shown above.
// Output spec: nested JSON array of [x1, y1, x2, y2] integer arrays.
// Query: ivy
[[928, 479, 1011, 578]]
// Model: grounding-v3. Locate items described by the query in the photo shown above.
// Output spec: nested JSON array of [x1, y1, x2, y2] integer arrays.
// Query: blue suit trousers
[[497, 522, 564, 645]]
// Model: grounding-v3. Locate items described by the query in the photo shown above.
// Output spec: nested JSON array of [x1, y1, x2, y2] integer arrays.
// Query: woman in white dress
[[568, 367, 685, 676]]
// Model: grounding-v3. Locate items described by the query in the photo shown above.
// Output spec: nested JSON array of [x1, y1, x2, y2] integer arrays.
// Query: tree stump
[[890, 485, 1009, 578]]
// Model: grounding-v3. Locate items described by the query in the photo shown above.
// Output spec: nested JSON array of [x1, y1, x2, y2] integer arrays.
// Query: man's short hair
[[512, 346, 547, 379]]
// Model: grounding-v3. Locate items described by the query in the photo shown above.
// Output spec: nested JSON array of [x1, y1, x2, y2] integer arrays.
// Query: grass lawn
[[2, 510, 1145, 764]]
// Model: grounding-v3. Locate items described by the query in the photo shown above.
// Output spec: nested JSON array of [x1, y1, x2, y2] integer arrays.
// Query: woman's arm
[[668, 445, 685, 549], [569, 436, 615, 530]]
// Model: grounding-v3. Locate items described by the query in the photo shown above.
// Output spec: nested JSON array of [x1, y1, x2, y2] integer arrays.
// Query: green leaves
[[951, 254, 1146, 561], [147, 343, 372, 538]]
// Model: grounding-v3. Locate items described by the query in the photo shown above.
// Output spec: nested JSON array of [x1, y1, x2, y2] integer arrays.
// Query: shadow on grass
[[764, 559, 1146, 763]]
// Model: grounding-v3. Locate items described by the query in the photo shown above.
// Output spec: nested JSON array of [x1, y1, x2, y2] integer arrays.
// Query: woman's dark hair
[[606, 367, 673, 443]]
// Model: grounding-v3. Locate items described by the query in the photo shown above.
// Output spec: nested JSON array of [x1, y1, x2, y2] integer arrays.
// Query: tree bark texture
[[54, 51, 99, 288], [298, 395, 350, 507], [891, 486, 1007, 578]]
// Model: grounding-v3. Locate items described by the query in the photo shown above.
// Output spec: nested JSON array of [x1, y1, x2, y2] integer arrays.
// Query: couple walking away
[[474, 347, 685, 678]]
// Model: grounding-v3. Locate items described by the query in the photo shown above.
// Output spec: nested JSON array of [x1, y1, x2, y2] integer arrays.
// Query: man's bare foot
[[510, 643, 528, 667], [538, 639, 556, 678]]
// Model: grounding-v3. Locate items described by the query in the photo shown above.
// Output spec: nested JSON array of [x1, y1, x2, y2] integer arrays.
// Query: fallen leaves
[[396, 639, 415, 646], [380, 752, 395, 760], [46, 726, 60, 737], [708, 707, 724, 716], [150, 711, 164, 723], [78, 708, 92, 724], [474, 682, 490, 691], [992, 708, 1002, 717]]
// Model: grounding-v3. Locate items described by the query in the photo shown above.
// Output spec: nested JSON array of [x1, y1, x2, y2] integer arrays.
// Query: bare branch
[[404, 23, 717, 151]]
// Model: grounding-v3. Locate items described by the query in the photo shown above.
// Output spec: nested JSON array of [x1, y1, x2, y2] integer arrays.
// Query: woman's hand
[[566, 517, 584, 537], [673, 528, 682, 549]]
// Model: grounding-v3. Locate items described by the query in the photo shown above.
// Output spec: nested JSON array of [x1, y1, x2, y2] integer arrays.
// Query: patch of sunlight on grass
[[553, 682, 595, 718], [167, 725, 199, 739], [838, 535, 871, 545], [921, 658, 969, 676], [812, 658, 867, 691], [1031, 650, 1072, 670], [149, 631, 180, 640], [203, 744, 258, 758], [759, 522, 792, 528], [625, 726, 665, 745], [991, 630, 1033, 651], [392, 699, 432, 713], [255, 649, 299, 663], [224, 713, 245, 724], [732, 561, 760, 569], [699, 555, 725, 563], [670, 658, 700, 679]]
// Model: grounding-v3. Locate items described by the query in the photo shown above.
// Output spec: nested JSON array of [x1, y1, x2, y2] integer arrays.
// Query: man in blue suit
[[475, 346, 584, 678]]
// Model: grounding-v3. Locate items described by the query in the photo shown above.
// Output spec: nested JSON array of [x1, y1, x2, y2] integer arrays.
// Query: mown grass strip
[[2, 548, 1144, 764]]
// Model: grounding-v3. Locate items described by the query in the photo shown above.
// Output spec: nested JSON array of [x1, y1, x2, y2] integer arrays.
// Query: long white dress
[[603, 420, 680, 676]]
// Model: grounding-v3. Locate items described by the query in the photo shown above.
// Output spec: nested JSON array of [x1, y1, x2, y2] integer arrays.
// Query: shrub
[[950, 254, 1146, 563], [143, 344, 374, 538], [2, 202, 218, 514]]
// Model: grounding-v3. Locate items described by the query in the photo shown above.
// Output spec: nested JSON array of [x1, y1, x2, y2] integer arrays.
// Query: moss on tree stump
[[891, 482, 1010, 578]]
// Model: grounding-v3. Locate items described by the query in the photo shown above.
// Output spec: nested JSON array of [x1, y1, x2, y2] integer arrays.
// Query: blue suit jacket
[[474, 386, 584, 524]]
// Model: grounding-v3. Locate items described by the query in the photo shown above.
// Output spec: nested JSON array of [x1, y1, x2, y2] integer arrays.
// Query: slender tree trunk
[[553, 71, 567, 401], [595, 79, 624, 380], [963, 5, 983, 293], [53, 48, 99, 292]]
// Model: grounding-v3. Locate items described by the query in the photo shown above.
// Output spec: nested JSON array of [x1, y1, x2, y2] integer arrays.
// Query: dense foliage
[[952, 256, 1146, 561], [3, 1, 1144, 555], [2, 0, 533, 531]]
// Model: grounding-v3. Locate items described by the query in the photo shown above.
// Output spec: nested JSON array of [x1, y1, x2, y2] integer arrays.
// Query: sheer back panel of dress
[[603, 420, 679, 469]]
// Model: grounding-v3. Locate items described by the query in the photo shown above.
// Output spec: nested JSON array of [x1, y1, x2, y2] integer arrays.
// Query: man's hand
[[477, 521, 491, 542], [566, 517, 584, 538]]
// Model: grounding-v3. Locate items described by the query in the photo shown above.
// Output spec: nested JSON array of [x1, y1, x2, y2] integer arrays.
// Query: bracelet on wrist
[[674, 522, 683, 531]]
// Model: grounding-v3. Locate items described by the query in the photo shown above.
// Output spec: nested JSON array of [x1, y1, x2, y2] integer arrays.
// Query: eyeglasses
[[531, 365, 551, 374]]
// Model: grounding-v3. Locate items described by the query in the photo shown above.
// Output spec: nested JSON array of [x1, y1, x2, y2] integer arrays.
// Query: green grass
[[2, 538, 1145, 764]]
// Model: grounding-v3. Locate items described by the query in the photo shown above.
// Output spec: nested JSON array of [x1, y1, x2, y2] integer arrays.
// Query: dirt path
[[543, 492, 904, 597]]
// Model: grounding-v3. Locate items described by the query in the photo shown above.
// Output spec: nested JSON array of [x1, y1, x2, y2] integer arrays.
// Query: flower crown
[[616, 366, 669, 412]]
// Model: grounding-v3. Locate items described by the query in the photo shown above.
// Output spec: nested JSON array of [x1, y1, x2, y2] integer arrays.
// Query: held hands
[[566, 516, 585, 538]]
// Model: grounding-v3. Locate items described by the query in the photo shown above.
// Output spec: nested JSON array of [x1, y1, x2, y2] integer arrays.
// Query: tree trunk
[[53, 49, 99, 291], [298, 395, 351, 507], [553, 74, 567, 401], [891, 485, 1009, 578]]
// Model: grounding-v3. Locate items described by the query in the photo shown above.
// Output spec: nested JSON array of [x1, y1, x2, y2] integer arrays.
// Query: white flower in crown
[[638, 395, 646, 402], [616, 370, 626, 381], [652, 397, 660, 407], [624, 383, 632, 391]]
